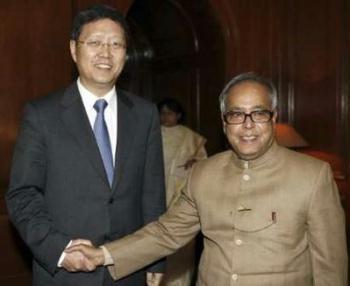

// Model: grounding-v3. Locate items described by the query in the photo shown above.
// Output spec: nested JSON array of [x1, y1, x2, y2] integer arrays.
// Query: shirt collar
[[231, 139, 280, 169], [77, 78, 117, 113]]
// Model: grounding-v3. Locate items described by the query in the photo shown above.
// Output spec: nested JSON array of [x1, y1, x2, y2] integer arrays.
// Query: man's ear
[[221, 115, 227, 134], [70, 40, 77, 63], [272, 109, 278, 123]]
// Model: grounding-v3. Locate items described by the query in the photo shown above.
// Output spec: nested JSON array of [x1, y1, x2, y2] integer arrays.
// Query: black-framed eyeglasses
[[223, 110, 274, 125], [77, 40, 126, 51]]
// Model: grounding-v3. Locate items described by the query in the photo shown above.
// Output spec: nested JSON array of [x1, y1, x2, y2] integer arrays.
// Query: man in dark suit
[[6, 4, 165, 286]]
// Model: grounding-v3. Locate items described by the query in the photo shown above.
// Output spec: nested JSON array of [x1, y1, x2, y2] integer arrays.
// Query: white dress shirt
[[58, 78, 118, 266]]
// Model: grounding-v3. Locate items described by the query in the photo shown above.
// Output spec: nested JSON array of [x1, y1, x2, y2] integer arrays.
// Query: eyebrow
[[227, 105, 269, 111], [83, 33, 125, 40]]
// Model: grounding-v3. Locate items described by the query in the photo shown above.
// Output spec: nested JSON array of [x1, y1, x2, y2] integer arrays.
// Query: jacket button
[[242, 174, 250, 181], [108, 198, 114, 204], [235, 239, 242, 245]]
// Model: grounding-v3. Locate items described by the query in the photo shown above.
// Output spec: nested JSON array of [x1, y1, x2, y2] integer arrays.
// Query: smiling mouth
[[241, 135, 258, 142], [95, 63, 112, 69]]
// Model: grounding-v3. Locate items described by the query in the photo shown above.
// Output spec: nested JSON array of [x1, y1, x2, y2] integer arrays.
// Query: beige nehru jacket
[[104, 141, 347, 286]]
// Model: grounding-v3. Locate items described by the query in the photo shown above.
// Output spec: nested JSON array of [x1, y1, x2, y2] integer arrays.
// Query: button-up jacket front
[[106, 142, 347, 286]]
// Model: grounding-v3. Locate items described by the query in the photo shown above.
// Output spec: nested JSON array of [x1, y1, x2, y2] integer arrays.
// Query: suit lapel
[[60, 83, 110, 187], [112, 90, 137, 192]]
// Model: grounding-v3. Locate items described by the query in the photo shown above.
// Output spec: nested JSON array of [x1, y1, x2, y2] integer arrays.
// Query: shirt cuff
[[100, 245, 114, 266], [57, 240, 72, 267]]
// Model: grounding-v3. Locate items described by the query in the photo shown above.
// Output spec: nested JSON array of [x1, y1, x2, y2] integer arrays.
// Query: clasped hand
[[61, 239, 164, 286], [61, 239, 104, 272]]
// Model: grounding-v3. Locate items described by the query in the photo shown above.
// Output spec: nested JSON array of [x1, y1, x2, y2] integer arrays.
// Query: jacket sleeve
[[307, 163, 348, 285], [105, 164, 201, 280], [141, 104, 167, 273], [5, 103, 70, 274]]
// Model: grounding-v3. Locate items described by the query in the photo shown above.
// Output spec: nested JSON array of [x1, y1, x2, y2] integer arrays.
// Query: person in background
[[157, 98, 207, 286], [64, 72, 347, 286], [6, 4, 165, 286]]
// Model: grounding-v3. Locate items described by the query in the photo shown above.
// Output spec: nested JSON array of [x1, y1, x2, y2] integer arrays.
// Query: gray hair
[[219, 72, 278, 113]]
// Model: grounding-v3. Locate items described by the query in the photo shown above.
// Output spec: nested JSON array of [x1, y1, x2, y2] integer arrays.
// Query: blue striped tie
[[93, 99, 114, 186]]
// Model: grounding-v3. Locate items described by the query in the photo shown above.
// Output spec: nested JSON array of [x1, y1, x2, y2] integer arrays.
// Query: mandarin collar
[[231, 140, 281, 169]]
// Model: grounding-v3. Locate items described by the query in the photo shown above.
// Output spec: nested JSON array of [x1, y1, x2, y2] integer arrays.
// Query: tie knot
[[94, 99, 108, 113]]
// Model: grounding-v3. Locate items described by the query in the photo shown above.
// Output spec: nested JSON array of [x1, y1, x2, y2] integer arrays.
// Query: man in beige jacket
[[66, 72, 348, 286]]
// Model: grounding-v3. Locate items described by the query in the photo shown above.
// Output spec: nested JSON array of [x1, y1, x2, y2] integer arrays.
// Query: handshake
[[61, 239, 105, 272], [61, 239, 163, 286]]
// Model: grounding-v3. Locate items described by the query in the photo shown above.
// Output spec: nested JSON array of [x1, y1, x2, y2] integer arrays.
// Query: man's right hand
[[61, 239, 97, 272], [64, 243, 105, 272]]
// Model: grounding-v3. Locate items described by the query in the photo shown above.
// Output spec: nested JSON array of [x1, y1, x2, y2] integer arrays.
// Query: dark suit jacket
[[6, 83, 166, 286]]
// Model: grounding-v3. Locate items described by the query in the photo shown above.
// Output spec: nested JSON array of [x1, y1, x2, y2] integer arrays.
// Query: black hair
[[157, 98, 185, 123], [71, 4, 130, 47]]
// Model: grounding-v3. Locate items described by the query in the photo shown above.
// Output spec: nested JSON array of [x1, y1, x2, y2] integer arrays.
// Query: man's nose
[[242, 114, 255, 128], [98, 43, 112, 56]]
